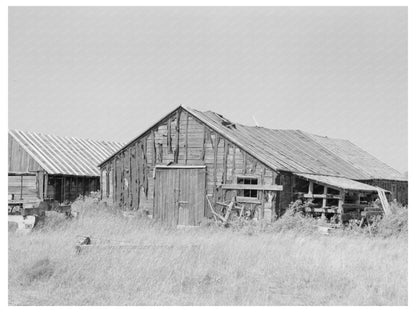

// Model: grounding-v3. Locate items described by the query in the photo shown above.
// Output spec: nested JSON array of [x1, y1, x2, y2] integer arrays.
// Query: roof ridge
[[8, 128, 123, 145]]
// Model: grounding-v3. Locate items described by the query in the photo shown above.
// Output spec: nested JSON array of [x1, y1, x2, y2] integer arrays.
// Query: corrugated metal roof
[[294, 173, 382, 192], [9, 129, 124, 176]]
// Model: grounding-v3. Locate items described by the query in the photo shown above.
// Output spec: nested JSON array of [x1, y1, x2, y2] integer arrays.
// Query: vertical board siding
[[99, 108, 283, 218], [8, 134, 43, 173]]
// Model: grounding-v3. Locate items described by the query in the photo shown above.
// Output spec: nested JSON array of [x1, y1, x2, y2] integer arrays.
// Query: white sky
[[8, 6, 408, 173]]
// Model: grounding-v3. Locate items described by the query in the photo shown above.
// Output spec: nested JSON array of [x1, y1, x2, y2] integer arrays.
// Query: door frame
[[154, 165, 207, 225]]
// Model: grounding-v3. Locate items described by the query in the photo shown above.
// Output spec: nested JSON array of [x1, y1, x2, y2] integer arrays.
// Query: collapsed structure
[[98, 106, 407, 226], [8, 129, 124, 203]]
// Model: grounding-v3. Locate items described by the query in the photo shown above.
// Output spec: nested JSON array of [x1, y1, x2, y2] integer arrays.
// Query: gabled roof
[[9, 129, 124, 176], [98, 106, 406, 181]]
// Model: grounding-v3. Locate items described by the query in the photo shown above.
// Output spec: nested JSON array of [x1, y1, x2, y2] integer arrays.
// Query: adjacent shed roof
[[9, 129, 124, 176], [294, 173, 383, 192], [306, 133, 405, 181]]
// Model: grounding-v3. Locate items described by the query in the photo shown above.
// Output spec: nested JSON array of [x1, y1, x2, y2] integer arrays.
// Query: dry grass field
[[8, 197, 408, 306]]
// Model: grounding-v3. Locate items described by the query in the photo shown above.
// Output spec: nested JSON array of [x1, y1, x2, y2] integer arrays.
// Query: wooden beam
[[236, 196, 262, 204], [8, 172, 36, 176], [304, 207, 339, 214], [303, 193, 342, 200], [221, 184, 283, 191]]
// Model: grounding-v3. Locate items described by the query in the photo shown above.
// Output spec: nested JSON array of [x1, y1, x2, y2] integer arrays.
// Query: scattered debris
[[75, 235, 200, 254], [8, 199, 73, 233]]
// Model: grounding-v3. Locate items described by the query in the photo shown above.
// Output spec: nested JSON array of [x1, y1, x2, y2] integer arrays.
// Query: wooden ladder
[[376, 187, 392, 216]]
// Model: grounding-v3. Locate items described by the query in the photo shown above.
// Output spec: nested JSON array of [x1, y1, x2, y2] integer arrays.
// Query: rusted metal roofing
[[294, 173, 383, 192], [9, 129, 124, 176]]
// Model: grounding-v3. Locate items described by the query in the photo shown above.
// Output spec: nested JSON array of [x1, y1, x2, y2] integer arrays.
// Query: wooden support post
[[308, 181, 313, 195], [19, 175, 23, 200], [355, 192, 361, 205], [338, 190, 345, 222], [322, 186, 328, 208], [44, 174, 48, 199]]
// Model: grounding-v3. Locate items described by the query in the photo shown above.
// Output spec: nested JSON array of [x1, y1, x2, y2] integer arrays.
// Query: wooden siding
[[9, 134, 43, 173], [100, 107, 285, 219], [8, 175, 38, 202], [359, 179, 408, 205]]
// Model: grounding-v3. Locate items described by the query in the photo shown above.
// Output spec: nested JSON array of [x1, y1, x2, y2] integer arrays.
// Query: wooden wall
[[8, 134, 42, 173], [8, 175, 38, 202], [361, 179, 408, 205], [48, 175, 100, 202], [100, 108, 289, 219]]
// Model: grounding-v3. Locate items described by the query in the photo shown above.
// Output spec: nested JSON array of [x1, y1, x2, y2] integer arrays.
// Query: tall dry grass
[[8, 197, 408, 305]]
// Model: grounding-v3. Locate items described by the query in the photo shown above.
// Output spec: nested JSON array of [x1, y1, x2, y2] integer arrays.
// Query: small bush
[[372, 208, 408, 238], [37, 211, 70, 231]]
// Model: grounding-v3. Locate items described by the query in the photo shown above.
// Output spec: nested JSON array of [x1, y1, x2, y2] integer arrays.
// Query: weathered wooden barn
[[98, 106, 407, 225], [8, 129, 124, 203]]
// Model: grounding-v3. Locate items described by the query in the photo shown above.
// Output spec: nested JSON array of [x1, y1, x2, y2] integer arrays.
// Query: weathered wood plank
[[222, 184, 283, 191]]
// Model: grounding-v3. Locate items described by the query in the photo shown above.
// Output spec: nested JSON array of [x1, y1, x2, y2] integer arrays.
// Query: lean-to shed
[[98, 106, 407, 225], [8, 129, 124, 203]]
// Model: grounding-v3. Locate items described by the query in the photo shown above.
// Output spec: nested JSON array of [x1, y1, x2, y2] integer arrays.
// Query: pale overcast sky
[[9, 7, 408, 173]]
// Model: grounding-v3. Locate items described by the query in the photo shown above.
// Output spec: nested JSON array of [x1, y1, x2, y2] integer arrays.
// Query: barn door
[[154, 166, 206, 226]]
